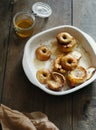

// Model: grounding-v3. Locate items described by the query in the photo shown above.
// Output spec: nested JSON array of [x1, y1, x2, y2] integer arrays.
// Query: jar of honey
[[13, 12, 35, 38], [13, 2, 52, 38]]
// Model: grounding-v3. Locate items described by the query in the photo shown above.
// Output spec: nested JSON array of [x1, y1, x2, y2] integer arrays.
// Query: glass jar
[[13, 2, 52, 38]]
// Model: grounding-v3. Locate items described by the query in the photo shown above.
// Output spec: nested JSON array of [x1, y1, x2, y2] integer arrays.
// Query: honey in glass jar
[[13, 12, 35, 38], [13, 2, 52, 38]]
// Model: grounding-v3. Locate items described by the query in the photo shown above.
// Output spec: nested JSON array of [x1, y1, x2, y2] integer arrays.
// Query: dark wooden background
[[0, 0, 96, 130]]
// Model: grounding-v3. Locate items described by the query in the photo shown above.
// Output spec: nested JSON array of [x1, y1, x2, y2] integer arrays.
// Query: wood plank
[[0, 0, 12, 103], [73, 0, 96, 39], [73, 0, 96, 130], [44, 0, 73, 130], [44, 94, 73, 130]]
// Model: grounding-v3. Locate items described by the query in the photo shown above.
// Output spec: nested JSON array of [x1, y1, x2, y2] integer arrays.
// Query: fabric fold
[[0, 104, 37, 130], [0, 104, 59, 130]]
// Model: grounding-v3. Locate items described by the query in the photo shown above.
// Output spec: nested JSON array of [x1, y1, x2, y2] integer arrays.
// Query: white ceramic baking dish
[[22, 25, 96, 95]]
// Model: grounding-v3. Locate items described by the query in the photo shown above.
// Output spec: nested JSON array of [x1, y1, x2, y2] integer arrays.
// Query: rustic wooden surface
[[0, 0, 96, 130]]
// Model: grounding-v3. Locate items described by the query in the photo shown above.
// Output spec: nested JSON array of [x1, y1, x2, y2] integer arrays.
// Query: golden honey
[[13, 12, 35, 38], [17, 19, 33, 28], [15, 19, 34, 38]]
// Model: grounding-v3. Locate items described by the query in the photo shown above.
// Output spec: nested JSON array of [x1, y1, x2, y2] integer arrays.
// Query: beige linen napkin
[[0, 104, 59, 130]]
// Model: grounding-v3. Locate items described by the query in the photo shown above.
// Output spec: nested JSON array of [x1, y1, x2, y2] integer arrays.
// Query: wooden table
[[0, 0, 96, 130]]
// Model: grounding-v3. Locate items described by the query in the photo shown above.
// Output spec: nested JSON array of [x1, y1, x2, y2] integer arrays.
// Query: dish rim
[[22, 25, 96, 95]]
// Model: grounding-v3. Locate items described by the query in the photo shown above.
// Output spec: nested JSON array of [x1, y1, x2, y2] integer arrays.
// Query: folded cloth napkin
[[0, 104, 59, 130]]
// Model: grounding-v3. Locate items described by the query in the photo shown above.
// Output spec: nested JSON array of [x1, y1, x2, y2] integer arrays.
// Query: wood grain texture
[[0, 0, 96, 130], [0, 0, 73, 130], [73, 0, 96, 130], [73, 0, 96, 39], [0, 0, 12, 102]]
